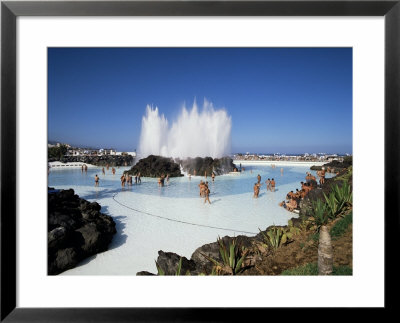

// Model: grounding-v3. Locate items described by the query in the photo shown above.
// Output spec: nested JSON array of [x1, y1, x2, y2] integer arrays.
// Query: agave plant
[[323, 192, 339, 219], [259, 226, 289, 250], [155, 257, 183, 276], [333, 181, 353, 206], [311, 199, 330, 231], [287, 220, 300, 236], [200, 237, 248, 275]]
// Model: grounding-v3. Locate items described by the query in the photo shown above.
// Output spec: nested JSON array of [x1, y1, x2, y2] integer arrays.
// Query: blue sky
[[48, 48, 352, 154]]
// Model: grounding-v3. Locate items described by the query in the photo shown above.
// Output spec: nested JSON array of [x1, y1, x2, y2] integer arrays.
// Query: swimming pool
[[48, 163, 331, 275]]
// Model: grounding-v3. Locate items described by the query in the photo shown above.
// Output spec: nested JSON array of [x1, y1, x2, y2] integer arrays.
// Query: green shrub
[[335, 165, 352, 182], [330, 212, 352, 239]]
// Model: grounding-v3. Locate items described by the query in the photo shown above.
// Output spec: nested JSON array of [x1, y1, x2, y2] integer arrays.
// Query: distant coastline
[[233, 160, 326, 167]]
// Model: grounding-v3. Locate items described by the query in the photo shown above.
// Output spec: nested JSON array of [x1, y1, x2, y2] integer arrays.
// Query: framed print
[[1, 0, 398, 320]]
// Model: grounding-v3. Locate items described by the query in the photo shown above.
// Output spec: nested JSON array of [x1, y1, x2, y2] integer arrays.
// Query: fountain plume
[[138, 99, 231, 159]]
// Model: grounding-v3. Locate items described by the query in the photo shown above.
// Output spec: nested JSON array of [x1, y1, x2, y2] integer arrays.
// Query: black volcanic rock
[[48, 188, 116, 275], [299, 172, 353, 217], [155, 251, 197, 275], [190, 235, 253, 274], [177, 156, 236, 176], [126, 155, 182, 178]]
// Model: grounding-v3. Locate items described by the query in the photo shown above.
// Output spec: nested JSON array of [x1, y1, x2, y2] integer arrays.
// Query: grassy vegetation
[[330, 212, 352, 239], [281, 263, 352, 275], [335, 165, 352, 182], [307, 211, 352, 243]]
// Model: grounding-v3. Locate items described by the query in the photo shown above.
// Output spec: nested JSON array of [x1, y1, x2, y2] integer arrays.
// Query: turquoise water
[[48, 164, 328, 199], [48, 163, 333, 275]]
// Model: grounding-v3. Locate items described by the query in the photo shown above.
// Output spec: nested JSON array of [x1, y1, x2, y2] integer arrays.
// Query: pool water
[[48, 163, 331, 275]]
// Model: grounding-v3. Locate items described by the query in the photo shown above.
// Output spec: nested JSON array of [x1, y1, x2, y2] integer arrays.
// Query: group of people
[[279, 170, 323, 212], [253, 174, 276, 198], [120, 172, 142, 187], [316, 167, 326, 186], [81, 164, 88, 173], [198, 180, 211, 204], [157, 174, 169, 187]]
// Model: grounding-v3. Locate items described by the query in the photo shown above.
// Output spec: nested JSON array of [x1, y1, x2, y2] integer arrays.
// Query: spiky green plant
[[259, 226, 289, 250], [333, 181, 352, 207], [323, 192, 339, 219], [200, 237, 248, 275], [155, 257, 183, 276], [310, 199, 330, 231], [323, 180, 352, 219], [287, 220, 300, 236], [155, 260, 165, 275]]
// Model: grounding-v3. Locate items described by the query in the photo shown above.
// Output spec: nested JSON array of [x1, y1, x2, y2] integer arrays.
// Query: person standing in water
[[138, 172, 141, 184], [211, 172, 215, 182], [257, 174, 261, 184], [204, 183, 211, 204], [320, 167, 326, 186], [102, 167, 105, 175], [270, 178, 276, 192], [265, 178, 271, 191], [198, 180, 204, 197], [253, 183, 260, 198], [94, 174, 99, 187]]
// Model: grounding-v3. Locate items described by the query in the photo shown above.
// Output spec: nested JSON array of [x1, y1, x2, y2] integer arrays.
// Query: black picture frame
[[1, 0, 398, 321]]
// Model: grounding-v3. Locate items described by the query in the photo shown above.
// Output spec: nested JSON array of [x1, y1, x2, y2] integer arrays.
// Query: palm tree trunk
[[318, 225, 333, 275]]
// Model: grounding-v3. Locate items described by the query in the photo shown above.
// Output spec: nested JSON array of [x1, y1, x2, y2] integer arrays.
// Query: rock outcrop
[[299, 169, 353, 217], [139, 235, 255, 276], [48, 155, 134, 167], [126, 155, 182, 178], [48, 188, 116, 275], [177, 156, 236, 176]]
